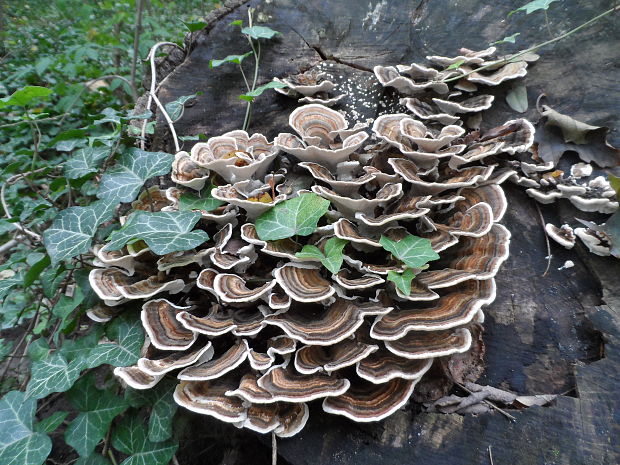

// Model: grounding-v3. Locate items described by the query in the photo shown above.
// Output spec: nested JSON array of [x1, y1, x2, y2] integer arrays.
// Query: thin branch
[[272, 431, 277, 465], [140, 41, 184, 150], [535, 203, 552, 277], [442, 5, 620, 83], [0, 114, 70, 129], [0, 238, 18, 255], [455, 382, 517, 422], [130, 0, 145, 98], [488, 445, 495, 465]]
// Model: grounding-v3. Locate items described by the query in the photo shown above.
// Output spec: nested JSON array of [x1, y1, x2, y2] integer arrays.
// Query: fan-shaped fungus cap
[[356, 350, 433, 384], [273, 263, 335, 303], [174, 378, 247, 423], [191, 130, 277, 183], [178, 340, 249, 381], [322, 377, 418, 422], [257, 366, 351, 402], [141, 299, 197, 350], [384, 327, 472, 359], [294, 339, 379, 374], [265, 298, 391, 345], [545, 223, 576, 249]]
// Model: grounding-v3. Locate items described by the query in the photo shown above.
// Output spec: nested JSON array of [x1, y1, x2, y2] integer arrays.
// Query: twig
[[272, 431, 277, 465], [0, 238, 18, 255], [455, 382, 517, 421], [442, 5, 620, 83], [0, 182, 42, 242], [0, 114, 70, 128], [140, 41, 184, 150], [172, 455, 180, 465], [130, 0, 145, 98], [488, 445, 494, 465], [535, 203, 552, 277], [107, 449, 118, 465]]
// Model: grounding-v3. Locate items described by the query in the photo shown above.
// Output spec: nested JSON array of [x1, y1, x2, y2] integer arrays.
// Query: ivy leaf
[[508, 0, 559, 16], [229, 19, 243, 27], [182, 21, 207, 32], [23, 255, 51, 288], [164, 93, 201, 122], [0, 391, 52, 465], [51, 287, 84, 335], [255, 193, 330, 241], [178, 184, 224, 212], [43, 198, 116, 264], [379, 234, 440, 269], [0, 271, 24, 301], [144, 380, 178, 442], [65, 374, 129, 457], [85, 313, 144, 369], [112, 416, 178, 465], [239, 81, 287, 102], [492, 32, 520, 45], [445, 59, 465, 71], [241, 25, 280, 40], [64, 146, 111, 179], [387, 268, 416, 295], [210, 52, 252, 68], [34, 411, 69, 434], [104, 211, 209, 255], [296, 237, 347, 274], [505, 82, 528, 113], [97, 148, 174, 203], [26, 352, 82, 399], [0, 86, 52, 109]]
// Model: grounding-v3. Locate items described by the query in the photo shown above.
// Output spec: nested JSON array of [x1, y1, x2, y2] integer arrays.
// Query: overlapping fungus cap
[[87, 45, 538, 437], [273, 68, 344, 106]]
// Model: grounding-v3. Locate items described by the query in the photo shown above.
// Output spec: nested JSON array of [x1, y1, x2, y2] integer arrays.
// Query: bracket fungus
[[86, 46, 544, 437]]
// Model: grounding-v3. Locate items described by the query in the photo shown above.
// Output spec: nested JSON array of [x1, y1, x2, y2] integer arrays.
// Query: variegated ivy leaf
[[104, 211, 209, 255], [85, 313, 144, 369], [255, 193, 330, 241], [209, 53, 252, 68], [65, 374, 129, 457], [43, 198, 116, 264], [0, 391, 52, 465], [64, 146, 111, 179], [296, 237, 348, 274], [386, 268, 416, 295], [97, 148, 174, 203], [239, 81, 287, 102], [164, 93, 201, 122], [125, 379, 179, 443], [112, 416, 178, 465], [241, 25, 280, 40], [178, 183, 225, 212], [379, 234, 440, 269], [508, 0, 559, 16], [26, 352, 82, 399]]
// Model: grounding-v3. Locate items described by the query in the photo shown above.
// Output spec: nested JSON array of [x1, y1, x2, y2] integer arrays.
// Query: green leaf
[[387, 268, 416, 295], [34, 57, 53, 76], [34, 411, 69, 434], [146, 380, 178, 442], [241, 25, 280, 39], [97, 148, 174, 203], [64, 146, 111, 179], [178, 184, 225, 212], [112, 416, 178, 465], [65, 374, 129, 457], [492, 32, 520, 45], [255, 193, 330, 241], [379, 234, 440, 269], [164, 93, 201, 122], [0, 86, 52, 109], [295, 237, 347, 274], [59, 328, 102, 363], [505, 82, 528, 113], [183, 21, 207, 32], [229, 19, 243, 27], [445, 59, 465, 71], [85, 313, 144, 369], [239, 81, 287, 102], [23, 255, 50, 288], [26, 352, 82, 399], [0, 339, 12, 364], [105, 211, 209, 255], [43, 198, 116, 264], [52, 287, 85, 334], [210, 52, 252, 68], [0, 272, 23, 301], [508, 0, 559, 16], [0, 391, 52, 465]]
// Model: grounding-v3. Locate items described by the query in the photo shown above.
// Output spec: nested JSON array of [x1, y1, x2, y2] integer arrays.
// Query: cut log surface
[[153, 1, 620, 464]]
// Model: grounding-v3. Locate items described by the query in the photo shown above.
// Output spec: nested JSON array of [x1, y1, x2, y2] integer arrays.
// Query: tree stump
[[150, 1, 620, 463]]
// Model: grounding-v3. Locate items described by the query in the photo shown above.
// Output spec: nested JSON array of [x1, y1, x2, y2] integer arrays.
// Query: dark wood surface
[[151, 1, 620, 463]]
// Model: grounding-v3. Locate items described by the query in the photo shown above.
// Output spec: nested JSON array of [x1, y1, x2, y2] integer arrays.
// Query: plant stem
[[239, 63, 251, 91], [442, 5, 620, 83], [130, 0, 145, 98]]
